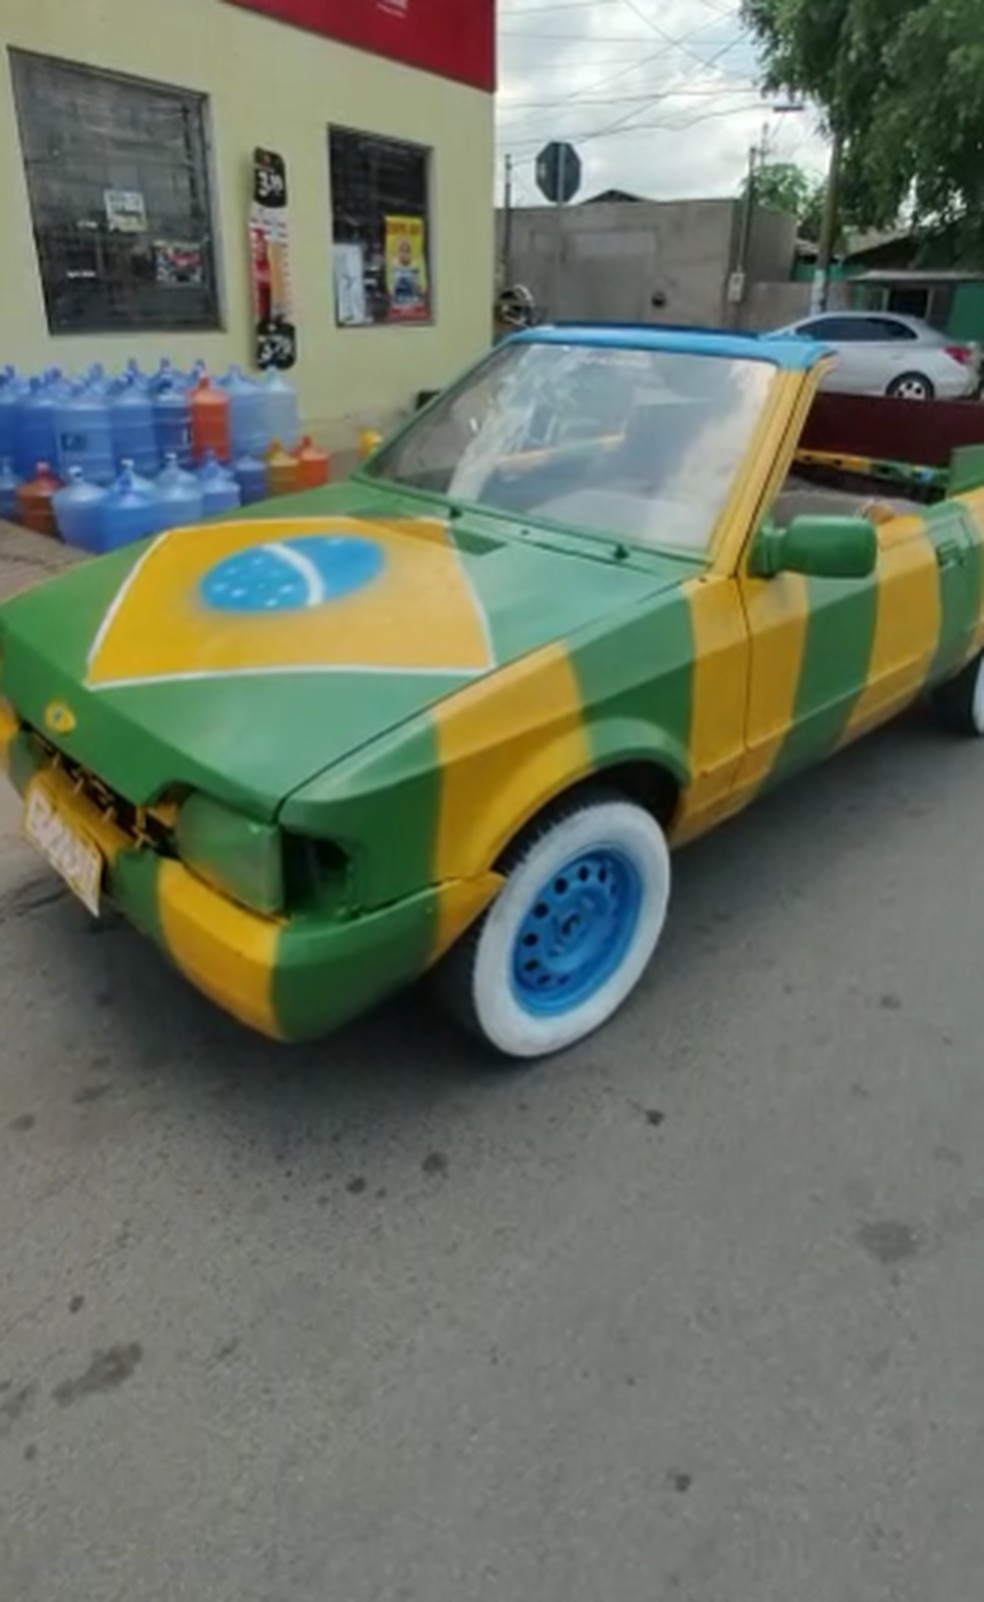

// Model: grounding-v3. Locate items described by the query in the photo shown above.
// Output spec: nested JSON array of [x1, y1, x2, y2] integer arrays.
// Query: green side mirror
[[752, 515, 878, 581]]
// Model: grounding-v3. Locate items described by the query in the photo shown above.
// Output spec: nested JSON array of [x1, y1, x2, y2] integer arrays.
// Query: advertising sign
[[384, 215, 429, 322], [225, 0, 495, 90]]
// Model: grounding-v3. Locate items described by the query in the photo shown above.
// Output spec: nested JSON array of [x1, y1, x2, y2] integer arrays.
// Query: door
[[735, 497, 969, 795]]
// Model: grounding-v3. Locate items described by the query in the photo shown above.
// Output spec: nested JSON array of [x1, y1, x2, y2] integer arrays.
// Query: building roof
[[854, 268, 983, 285], [513, 324, 822, 371]]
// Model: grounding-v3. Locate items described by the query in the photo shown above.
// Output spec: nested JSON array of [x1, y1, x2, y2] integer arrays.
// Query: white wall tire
[[438, 792, 671, 1061], [931, 652, 984, 736]]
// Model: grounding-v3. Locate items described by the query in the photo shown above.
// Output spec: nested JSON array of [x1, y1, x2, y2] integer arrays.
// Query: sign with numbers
[[249, 148, 297, 371], [224, 0, 495, 91]]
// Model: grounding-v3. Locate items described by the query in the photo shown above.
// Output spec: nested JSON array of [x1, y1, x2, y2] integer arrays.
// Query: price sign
[[250, 148, 297, 370]]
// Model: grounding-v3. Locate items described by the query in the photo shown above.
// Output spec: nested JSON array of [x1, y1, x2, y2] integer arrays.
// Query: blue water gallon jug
[[260, 371, 300, 452], [98, 464, 170, 552], [53, 468, 108, 551], [156, 452, 204, 527], [153, 379, 193, 466], [14, 375, 60, 478], [123, 358, 148, 391], [0, 458, 21, 522], [55, 381, 116, 486], [222, 365, 268, 459], [0, 369, 25, 464], [233, 452, 268, 506], [197, 450, 242, 517], [111, 376, 159, 476], [148, 358, 186, 395]]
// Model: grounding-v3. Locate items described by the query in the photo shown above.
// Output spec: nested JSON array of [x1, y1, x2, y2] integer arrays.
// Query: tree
[[743, 161, 827, 241], [741, 0, 984, 244]]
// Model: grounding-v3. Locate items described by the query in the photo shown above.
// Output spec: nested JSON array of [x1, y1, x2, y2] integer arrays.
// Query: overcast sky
[[496, 0, 830, 206]]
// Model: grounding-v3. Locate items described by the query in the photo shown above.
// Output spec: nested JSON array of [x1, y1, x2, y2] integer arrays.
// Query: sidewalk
[[0, 519, 85, 604]]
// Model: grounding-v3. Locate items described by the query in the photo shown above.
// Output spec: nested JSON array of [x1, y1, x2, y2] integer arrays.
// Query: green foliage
[[741, 0, 984, 241], [744, 161, 827, 240]]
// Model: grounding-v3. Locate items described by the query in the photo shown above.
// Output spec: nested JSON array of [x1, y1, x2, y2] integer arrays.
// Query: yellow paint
[[87, 516, 492, 686], [710, 371, 814, 576], [157, 859, 281, 1039], [672, 576, 748, 844], [842, 515, 941, 744], [23, 763, 128, 866], [0, 0, 493, 449], [736, 570, 812, 795], [431, 871, 504, 964], [43, 701, 77, 736], [432, 643, 592, 887], [0, 697, 17, 769]]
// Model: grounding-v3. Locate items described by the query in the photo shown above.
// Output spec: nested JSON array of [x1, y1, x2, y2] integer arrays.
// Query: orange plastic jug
[[266, 440, 301, 497], [17, 462, 60, 537], [190, 376, 230, 463], [292, 435, 330, 489]]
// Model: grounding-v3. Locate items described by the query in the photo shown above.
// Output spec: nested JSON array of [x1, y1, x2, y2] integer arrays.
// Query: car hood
[[0, 484, 685, 820]]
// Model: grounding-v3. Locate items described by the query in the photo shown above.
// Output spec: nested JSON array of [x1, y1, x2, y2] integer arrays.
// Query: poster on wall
[[104, 188, 147, 234], [384, 215, 429, 322], [249, 147, 297, 370], [155, 240, 205, 287], [333, 242, 369, 326]]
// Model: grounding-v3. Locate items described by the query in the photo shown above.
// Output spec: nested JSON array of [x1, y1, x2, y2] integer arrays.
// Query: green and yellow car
[[2, 327, 984, 1058]]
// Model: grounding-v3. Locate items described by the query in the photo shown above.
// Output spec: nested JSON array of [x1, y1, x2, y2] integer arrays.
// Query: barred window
[[329, 127, 432, 328], [10, 50, 220, 335]]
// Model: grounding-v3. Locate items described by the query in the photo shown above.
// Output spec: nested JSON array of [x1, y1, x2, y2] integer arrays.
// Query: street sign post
[[536, 141, 581, 320]]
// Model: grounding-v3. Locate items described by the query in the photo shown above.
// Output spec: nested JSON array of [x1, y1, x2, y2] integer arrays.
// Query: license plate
[[24, 785, 102, 917]]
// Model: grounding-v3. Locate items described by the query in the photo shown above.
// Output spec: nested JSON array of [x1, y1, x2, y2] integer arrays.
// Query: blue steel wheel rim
[[510, 846, 644, 1016]]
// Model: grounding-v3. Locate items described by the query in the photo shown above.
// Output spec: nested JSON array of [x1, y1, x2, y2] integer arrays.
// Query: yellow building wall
[[0, 0, 495, 449]]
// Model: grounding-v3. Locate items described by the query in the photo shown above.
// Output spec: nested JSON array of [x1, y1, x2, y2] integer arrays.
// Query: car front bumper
[[0, 706, 496, 1042]]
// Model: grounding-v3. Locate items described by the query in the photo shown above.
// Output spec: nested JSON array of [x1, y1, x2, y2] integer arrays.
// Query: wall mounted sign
[[249, 148, 297, 370]]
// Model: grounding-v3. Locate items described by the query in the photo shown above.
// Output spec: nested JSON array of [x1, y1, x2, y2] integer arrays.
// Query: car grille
[[25, 725, 175, 853]]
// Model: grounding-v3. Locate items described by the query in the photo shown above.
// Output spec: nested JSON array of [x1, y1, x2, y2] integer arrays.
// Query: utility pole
[[502, 153, 514, 285], [812, 131, 844, 315]]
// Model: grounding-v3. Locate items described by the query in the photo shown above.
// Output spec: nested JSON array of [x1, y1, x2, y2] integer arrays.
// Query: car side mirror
[[751, 515, 878, 581]]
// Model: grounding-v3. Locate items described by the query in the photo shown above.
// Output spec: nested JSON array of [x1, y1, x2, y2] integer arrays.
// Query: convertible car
[[2, 326, 983, 1058]]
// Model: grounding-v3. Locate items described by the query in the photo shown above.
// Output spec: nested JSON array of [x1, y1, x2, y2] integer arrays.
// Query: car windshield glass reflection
[[367, 342, 776, 556]]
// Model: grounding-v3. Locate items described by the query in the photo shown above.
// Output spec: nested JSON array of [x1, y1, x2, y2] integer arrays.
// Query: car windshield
[[366, 340, 777, 556]]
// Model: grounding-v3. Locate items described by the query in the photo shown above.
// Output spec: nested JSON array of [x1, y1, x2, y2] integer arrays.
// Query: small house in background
[[795, 230, 984, 345]]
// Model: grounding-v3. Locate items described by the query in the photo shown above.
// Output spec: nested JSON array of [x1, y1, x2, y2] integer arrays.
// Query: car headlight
[[175, 794, 284, 916]]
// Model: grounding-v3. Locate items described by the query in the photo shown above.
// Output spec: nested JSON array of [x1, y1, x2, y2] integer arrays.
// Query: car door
[[797, 317, 871, 393], [862, 315, 922, 391], [735, 491, 962, 795]]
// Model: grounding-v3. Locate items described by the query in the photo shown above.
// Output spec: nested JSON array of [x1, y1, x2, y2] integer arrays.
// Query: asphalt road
[[3, 708, 984, 1602]]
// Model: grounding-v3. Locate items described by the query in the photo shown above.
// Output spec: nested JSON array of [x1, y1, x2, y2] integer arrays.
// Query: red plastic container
[[292, 435, 330, 489], [266, 440, 301, 497], [17, 462, 61, 537], [190, 376, 230, 463]]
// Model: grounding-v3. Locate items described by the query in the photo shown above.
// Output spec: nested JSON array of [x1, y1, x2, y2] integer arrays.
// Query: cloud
[[495, 0, 829, 204]]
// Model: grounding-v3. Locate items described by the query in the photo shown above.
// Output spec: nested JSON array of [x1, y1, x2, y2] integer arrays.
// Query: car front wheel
[[438, 790, 671, 1060], [931, 651, 984, 736], [887, 372, 935, 401]]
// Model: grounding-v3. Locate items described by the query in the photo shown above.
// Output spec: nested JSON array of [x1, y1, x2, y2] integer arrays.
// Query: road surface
[[2, 709, 983, 1601]]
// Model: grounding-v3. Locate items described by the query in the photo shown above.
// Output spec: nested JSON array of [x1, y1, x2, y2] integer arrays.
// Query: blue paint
[[512, 324, 824, 371], [510, 847, 643, 1015], [201, 533, 384, 613]]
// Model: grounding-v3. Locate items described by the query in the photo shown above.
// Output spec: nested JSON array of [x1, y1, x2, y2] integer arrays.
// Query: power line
[[503, 94, 765, 151], [498, 84, 756, 112]]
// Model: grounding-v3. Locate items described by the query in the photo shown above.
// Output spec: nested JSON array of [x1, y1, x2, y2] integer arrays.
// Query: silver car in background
[[773, 311, 979, 400]]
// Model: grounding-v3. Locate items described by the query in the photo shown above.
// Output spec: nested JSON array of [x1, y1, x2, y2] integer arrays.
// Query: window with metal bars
[[329, 126, 432, 327], [10, 50, 220, 336]]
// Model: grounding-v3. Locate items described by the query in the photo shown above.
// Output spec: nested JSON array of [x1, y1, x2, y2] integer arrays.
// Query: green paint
[[282, 713, 443, 908], [272, 888, 439, 1041], [773, 574, 879, 781], [923, 500, 980, 681], [571, 590, 694, 785]]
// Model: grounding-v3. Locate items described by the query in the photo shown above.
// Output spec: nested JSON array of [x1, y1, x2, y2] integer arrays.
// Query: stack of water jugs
[[0, 359, 330, 553]]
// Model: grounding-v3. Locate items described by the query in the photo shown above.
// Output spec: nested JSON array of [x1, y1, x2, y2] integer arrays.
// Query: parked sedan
[[774, 311, 978, 400]]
